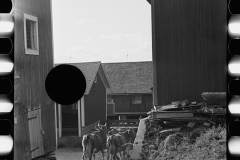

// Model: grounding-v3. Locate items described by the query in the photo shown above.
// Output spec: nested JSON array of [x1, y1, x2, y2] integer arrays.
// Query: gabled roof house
[[102, 61, 153, 118], [55, 61, 111, 138]]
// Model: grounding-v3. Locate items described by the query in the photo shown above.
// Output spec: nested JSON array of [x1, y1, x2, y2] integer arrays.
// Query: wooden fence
[[107, 119, 139, 129]]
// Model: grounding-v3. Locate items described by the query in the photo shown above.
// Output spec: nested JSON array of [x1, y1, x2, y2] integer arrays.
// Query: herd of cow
[[82, 123, 137, 160]]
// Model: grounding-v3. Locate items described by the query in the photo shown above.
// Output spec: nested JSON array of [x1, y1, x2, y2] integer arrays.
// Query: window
[[94, 75, 97, 83], [23, 13, 39, 55], [107, 96, 114, 103], [132, 95, 142, 104]]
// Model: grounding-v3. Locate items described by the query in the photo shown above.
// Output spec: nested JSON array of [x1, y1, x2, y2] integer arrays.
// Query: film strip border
[[0, 0, 14, 159], [0, 0, 239, 160], [228, 0, 240, 159]]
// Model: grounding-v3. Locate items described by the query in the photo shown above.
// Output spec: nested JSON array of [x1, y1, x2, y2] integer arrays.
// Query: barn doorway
[[62, 103, 78, 136], [56, 99, 84, 148]]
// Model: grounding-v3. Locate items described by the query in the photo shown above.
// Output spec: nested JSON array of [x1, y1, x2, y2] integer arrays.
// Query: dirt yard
[[55, 147, 108, 160]]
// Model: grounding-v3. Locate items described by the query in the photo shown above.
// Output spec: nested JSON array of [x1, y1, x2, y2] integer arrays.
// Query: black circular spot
[[0, 0, 12, 13], [45, 64, 86, 105], [228, 0, 240, 14], [228, 39, 240, 56], [229, 79, 240, 96]]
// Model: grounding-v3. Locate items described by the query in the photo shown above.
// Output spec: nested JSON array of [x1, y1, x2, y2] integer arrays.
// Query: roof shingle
[[102, 61, 153, 94]]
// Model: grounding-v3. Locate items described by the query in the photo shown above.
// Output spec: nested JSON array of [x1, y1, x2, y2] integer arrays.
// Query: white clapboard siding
[[28, 109, 44, 159]]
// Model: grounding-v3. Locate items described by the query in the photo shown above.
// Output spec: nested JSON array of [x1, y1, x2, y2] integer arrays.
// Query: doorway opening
[[62, 103, 78, 136]]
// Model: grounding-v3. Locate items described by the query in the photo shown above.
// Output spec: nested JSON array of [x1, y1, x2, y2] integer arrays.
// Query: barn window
[[23, 13, 39, 55], [94, 75, 97, 83], [107, 96, 114, 103], [132, 95, 142, 104]]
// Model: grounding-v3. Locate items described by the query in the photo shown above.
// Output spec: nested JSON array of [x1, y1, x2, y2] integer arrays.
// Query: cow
[[106, 134, 133, 160], [107, 129, 136, 160], [82, 123, 108, 160], [108, 128, 127, 136], [108, 128, 136, 142], [118, 128, 136, 143]]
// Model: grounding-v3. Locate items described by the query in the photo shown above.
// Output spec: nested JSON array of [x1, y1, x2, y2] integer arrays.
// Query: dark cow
[[107, 129, 136, 160], [82, 123, 108, 160], [108, 128, 126, 136], [118, 128, 136, 143], [108, 128, 136, 142], [107, 134, 133, 160]]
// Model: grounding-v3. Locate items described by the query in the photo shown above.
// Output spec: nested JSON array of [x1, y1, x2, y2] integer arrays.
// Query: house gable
[[98, 64, 112, 94], [84, 72, 107, 126]]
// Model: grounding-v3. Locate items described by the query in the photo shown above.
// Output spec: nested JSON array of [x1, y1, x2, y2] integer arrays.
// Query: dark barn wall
[[113, 94, 153, 113], [85, 72, 107, 126], [14, 0, 55, 157], [15, 0, 54, 110], [152, 0, 227, 106]]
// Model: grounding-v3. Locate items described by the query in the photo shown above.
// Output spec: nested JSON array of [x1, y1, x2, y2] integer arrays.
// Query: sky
[[52, 0, 152, 63]]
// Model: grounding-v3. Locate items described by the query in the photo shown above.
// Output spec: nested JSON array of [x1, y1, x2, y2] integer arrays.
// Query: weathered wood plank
[[14, 75, 21, 103], [109, 124, 139, 127], [14, 104, 31, 160], [41, 105, 56, 154], [28, 109, 44, 159], [186, 0, 195, 102], [173, 0, 183, 101], [39, 109, 44, 157], [193, 0, 202, 102], [166, 0, 175, 102], [152, 111, 194, 119], [114, 112, 147, 115], [108, 119, 139, 123], [151, 0, 158, 106], [107, 119, 140, 129]]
